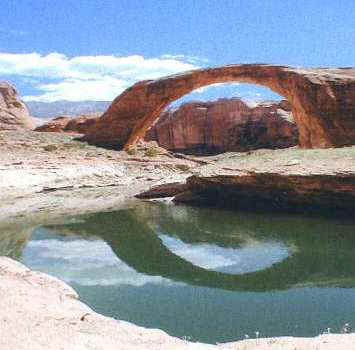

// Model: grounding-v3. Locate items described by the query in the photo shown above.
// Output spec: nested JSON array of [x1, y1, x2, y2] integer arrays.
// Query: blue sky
[[0, 0, 354, 102]]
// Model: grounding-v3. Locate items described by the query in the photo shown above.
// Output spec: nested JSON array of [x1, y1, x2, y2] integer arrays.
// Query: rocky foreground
[[1, 130, 355, 212], [0, 130, 194, 201], [136, 146, 355, 215]]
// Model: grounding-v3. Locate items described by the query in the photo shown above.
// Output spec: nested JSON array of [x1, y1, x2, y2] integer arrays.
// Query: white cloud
[[22, 238, 177, 287], [24, 76, 128, 102], [0, 52, 200, 102]]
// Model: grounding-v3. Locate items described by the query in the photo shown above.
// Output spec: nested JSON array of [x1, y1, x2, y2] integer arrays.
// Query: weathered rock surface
[[172, 172, 355, 214], [35, 113, 100, 134], [0, 81, 35, 131], [65, 113, 100, 133], [0, 130, 193, 201], [135, 182, 189, 198], [82, 64, 355, 150], [35, 116, 72, 132], [146, 98, 297, 154]]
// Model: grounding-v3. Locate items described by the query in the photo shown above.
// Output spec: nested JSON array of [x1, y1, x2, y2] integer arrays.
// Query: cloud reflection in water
[[159, 234, 290, 274], [22, 238, 172, 287], [22, 227, 290, 288]]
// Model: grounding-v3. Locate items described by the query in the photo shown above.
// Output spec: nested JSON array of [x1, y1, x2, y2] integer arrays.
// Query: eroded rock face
[[0, 81, 35, 131], [82, 64, 355, 150], [146, 98, 297, 154], [35, 113, 100, 134], [135, 182, 189, 198], [138, 172, 355, 215], [35, 116, 71, 132]]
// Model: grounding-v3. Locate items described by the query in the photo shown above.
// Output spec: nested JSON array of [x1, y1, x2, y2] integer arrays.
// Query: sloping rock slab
[[173, 173, 355, 215], [35, 113, 100, 134]]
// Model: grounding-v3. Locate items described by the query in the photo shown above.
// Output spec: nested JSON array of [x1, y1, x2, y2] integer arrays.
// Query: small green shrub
[[12, 101, 22, 108], [42, 144, 58, 152], [126, 147, 137, 155], [62, 142, 87, 150], [144, 146, 160, 157], [175, 164, 190, 172]]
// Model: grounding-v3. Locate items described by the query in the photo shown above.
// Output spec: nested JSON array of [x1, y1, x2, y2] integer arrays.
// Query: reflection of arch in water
[[45, 207, 355, 292]]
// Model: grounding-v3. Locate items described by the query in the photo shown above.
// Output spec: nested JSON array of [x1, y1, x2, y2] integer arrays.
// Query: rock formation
[[137, 172, 355, 215], [135, 182, 189, 198], [0, 81, 35, 131], [176, 173, 355, 214], [145, 98, 297, 154], [82, 64, 355, 150], [35, 113, 100, 134], [34, 116, 71, 132]]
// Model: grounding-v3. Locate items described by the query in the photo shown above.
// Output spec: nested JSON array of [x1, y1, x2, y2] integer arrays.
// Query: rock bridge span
[[82, 64, 355, 149]]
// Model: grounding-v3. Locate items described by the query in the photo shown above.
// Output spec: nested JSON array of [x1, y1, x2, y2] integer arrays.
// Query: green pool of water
[[2, 201, 355, 344]]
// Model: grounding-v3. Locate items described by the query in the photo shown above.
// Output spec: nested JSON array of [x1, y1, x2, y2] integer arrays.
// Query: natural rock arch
[[82, 64, 355, 149]]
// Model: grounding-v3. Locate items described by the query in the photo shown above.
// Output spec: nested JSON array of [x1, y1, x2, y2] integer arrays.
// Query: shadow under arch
[[82, 64, 355, 149], [42, 205, 355, 292]]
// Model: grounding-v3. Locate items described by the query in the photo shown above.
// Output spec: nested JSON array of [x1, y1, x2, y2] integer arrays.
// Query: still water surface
[[2, 201, 355, 344]]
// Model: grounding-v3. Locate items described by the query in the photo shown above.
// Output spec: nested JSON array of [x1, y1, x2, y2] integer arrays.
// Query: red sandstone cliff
[[145, 98, 298, 154], [0, 82, 35, 131]]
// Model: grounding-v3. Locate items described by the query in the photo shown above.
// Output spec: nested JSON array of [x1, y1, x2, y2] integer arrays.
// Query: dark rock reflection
[[35, 202, 355, 292]]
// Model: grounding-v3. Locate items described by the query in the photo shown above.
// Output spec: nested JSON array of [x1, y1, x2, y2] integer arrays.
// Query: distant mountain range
[[25, 100, 111, 119]]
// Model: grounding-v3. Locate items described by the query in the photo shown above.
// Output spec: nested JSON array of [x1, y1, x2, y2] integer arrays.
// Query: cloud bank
[[22, 238, 177, 287], [0, 52, 201, 102]]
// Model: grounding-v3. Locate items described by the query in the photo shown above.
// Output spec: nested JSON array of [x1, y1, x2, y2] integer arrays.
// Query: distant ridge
[[26, 100, 111, 119]]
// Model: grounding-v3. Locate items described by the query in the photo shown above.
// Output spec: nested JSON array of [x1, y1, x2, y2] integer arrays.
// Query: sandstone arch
[[82, 64, 355, 149]]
